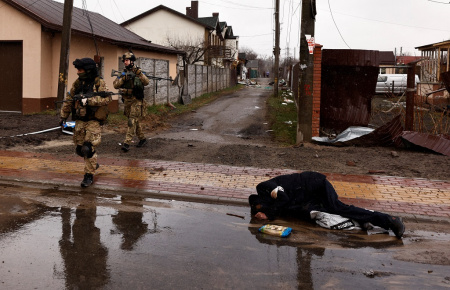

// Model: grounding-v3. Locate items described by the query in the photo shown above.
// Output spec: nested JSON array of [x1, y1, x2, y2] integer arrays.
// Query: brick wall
[[312, 44, 323, 137]]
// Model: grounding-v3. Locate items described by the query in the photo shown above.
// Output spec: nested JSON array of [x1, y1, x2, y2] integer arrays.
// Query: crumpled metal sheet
[[312, 115, 404, 147], [401, 131, 450, 156], [312, 127, 374, 144]]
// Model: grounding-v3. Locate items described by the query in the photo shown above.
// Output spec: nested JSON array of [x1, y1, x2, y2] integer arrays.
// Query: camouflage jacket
[[60, 76, 112, 122], [113, 66, 149, 99]]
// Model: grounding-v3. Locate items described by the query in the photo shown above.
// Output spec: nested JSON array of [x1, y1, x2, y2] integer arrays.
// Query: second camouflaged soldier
[[60, 58, 112, 187], [113, 51, 150, 152]]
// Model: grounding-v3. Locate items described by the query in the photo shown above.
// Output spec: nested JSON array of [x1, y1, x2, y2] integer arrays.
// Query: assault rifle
[[111, 69, 173, 93], [54, 91, 121, 107]]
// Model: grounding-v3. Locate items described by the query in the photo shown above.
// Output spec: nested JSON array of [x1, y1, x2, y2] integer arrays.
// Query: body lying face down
[[249, 171, 405, 239]]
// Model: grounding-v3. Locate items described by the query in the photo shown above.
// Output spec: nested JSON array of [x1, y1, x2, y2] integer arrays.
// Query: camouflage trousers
[[123, 98, 146, 144], [73, 120, 102, 174]]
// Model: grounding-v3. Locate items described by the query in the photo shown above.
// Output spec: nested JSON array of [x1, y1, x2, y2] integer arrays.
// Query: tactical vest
[[72, 77, 109, 123], [122, 70, 144, 99]]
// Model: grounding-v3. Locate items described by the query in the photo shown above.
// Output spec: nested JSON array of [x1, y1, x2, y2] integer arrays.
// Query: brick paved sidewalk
[[0, 150, 449, 218]]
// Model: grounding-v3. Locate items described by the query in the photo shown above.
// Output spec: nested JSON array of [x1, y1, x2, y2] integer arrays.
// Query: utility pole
[[296, 0, 316, 143], [273, 0, 280, 97], [56, 0, 74, 104]]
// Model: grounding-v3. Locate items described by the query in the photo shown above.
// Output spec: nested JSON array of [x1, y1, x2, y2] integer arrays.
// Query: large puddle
[[0, 184, 449, 289]]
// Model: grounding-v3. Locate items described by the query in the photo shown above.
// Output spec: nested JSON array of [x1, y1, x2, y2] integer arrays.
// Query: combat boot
[[81, 173, 94, 187], [121, 143, 130, 152], [137, 138, 148, 148]]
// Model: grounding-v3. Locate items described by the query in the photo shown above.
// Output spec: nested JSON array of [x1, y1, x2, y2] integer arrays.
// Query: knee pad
[[81, 142, 95, 158], [128, 118, 134, 127], [75, 145, 83, 157]]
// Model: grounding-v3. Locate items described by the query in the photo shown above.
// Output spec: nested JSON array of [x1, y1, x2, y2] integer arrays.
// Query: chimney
[[186, 1, 198, 18], [213, 12, 219, 17]]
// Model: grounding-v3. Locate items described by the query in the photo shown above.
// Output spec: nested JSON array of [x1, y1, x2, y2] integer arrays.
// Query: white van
[[375, 74, 419, 94]]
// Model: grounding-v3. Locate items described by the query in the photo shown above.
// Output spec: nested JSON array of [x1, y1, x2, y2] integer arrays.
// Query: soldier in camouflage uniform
[[113, 51, 150, 152], [60, 58, 112, 187]]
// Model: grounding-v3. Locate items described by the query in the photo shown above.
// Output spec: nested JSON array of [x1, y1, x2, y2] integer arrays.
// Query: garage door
[[0, 41, 23, 112]]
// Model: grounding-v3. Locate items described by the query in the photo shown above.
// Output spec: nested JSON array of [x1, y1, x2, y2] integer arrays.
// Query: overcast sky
[[56, 0, 450, 59]]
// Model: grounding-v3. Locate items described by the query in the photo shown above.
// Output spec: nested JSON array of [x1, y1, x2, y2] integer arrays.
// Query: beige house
[[0, 0, 182, 114], [121, 1, 239, 68]]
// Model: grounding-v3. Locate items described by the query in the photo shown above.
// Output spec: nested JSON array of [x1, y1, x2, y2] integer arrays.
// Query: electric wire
[[328, 0, 351, 49], [319, 8, 450, 33], [428, 0, 450, 3], [81, 0, 100, 56], [112, 0, 126, 22], [216, 0, 273, 9], [202, 0, 271, 10]]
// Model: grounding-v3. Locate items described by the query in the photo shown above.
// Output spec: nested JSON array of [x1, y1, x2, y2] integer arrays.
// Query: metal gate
[[0, 41, 23, 112]]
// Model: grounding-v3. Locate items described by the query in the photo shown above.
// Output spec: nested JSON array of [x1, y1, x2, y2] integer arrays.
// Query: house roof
[[379, 51, 395, 66], [121, 5, 214, 30], [198, 16, 220, 31], [415, 39, 450, 50], [396, 56, 422, 65], [219, 21, 227, 31], [3, 0, 182, 54]]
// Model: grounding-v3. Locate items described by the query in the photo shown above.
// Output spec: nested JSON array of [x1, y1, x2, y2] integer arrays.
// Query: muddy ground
[[0, 91, 449, 181]]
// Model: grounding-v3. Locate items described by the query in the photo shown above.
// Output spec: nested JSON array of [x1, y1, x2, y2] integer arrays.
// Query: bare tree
[[240, 46, 258, 60], [165, 35, 207, 67]]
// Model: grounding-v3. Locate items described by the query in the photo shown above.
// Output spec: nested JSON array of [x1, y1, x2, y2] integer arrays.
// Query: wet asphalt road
[[1, 183, 450, 289]]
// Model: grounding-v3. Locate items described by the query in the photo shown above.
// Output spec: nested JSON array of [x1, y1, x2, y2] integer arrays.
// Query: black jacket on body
[[249, 171, 391, 229], [249, 171, 329, 220]]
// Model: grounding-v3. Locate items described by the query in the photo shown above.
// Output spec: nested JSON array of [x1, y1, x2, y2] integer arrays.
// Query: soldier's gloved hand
[[121, 71, 127, 80], [59, 118, 66, 127], [135, 67, 142, 75], [81, 98, 88, 107]]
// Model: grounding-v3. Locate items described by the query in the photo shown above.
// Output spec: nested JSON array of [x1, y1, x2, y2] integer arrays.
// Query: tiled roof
[[3, 0, 182, 54], [197, 16, 219, 30]]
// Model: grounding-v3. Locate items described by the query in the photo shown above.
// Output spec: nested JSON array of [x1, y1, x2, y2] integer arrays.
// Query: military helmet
[[122, 51, 136, 62], [73, 58, 97, 71]]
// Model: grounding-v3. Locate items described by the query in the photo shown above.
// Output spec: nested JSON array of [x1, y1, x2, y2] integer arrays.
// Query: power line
[[218, 0, 273, 9], [428, 0, 450, 3], [328, 0, 351, 49], [112, 0, 126, 22], [239, 33, 273, 38], [202, 0, 272, 10], [82, 0, 99, 55], [319, 7, 450, 33]]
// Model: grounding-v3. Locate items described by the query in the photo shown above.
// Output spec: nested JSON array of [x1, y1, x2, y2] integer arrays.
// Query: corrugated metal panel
[[4, 0, 181, 54], [349, 115, 404, 147], [401, 132, 450, 156], [320, 49, 380, 131], [317, 115, 404, 147], [321, 49, 380, 67]]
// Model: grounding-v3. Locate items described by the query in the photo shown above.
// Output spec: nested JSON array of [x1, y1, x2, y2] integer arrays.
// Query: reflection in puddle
[[0, 187, 449, 289], [60, 204, 109, 289]]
